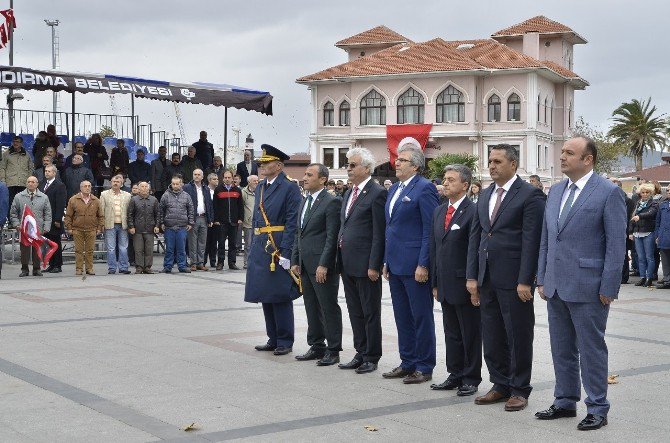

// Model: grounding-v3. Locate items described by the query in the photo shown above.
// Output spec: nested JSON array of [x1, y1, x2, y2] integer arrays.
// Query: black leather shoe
[[457, 384, 478, 396], [338, 357, 363, 369], [577, 414, 608, 430], [316, 352, 340, 366], [355, 362, 378, 374], [535, 405, 577, 420], [178, 268, 191, 273], [33, 270, 43, 277], [48, 267, 61, 273], [646, 279, 654, 287], [634, 278, 647, 286], [658, 282, 670, 289], [273, 346, 292, 355], [295, 348, 325, 361], [382, 366, 413, 379], [430, 378, 461, 390], [119, 270, 132, 275], [162, 268, 172, 274], [229, 264, 241, 270], [254, 343, 276, 351], [45, 265, 54, 273], [19, 270, 29, 277]]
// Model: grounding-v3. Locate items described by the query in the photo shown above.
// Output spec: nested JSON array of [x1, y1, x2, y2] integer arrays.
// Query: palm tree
[[607, 98, 667, 171]]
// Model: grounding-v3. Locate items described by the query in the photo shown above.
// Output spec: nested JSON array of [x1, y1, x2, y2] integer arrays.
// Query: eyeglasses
[[395, 158, 411, 163], [345, 163, 359, 169]]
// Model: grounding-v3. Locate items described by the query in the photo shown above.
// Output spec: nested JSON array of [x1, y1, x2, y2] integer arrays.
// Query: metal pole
[[8, 0, 14, 134], [71, 92, 75, 149], [224, 107, 228, 167], [131, 94, 135, 140], [51, 24, 57, 117]]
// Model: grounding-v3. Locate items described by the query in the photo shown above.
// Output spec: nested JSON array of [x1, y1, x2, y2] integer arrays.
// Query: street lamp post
[[45, 19, 60, 125]]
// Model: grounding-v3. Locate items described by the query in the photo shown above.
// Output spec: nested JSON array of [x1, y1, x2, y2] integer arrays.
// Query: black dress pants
[[441, 300, 482, 386], [217, 222, 237, 265], [341, 271, 382, 363], [301, 269, 342, 352]]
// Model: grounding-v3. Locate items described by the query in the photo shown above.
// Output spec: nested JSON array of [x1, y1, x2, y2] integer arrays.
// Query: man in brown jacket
[[64, 180, 104, 275]]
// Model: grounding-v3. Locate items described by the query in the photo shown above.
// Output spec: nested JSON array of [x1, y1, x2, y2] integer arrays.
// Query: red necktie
[[444, 205, 455, 229], [346, 186, 359, 217]]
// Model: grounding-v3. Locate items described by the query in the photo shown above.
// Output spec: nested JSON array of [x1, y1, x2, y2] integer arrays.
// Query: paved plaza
[[0, 260, 668, 442]]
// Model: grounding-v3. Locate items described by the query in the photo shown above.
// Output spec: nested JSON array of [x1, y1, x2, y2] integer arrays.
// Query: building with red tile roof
[[297, 17, 589, 184]]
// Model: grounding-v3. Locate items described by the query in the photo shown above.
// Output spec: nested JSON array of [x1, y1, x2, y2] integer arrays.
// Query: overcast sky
[[4, 0, 669, 155]]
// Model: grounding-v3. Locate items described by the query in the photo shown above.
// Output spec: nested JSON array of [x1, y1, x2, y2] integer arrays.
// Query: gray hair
[[346, 147, 376, 172], [207, 173, 219, 182], [44, 165, 58, 173], [443, 164, 473, 186], [307, 163, 329, 180], [490, 144, 519, 167], [397, 144, 425, 172]]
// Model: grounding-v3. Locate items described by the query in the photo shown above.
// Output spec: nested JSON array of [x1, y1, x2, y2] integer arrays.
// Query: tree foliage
[[574, 117, 627, 174], [427, 153, 478, 180], [607, 98, 667, 171]]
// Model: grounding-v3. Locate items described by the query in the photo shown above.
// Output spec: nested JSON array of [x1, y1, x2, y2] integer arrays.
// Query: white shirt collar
[[266, 176, 278, 186], [449, 194, 467, 211], [352, 176, 372, 192], [567, 169, 594, 190], [401, 174, 416, 188], [495, 175, 518, 193], [308, 188, 324, 199]]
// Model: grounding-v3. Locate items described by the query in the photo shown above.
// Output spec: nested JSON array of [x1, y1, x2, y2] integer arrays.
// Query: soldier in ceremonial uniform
[[245, 144, 303, 356]]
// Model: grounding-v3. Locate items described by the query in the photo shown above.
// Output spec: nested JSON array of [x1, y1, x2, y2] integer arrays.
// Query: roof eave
[[334, 40, 409, 48], [491, 31, 587, 44]]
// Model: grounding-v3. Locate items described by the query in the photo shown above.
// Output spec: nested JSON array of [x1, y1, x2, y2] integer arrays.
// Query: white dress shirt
[[346, 176, 372, 213], [301, 188, 324, 226], [488, 175, 518, 220], [559, 169, 593, 217], [44, 178, 54, 190], [195, 183, 205, 215], [389, 174, 416, 216]]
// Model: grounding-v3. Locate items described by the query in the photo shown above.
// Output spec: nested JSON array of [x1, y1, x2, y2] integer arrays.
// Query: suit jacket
[[537, 173, 626, 301], [430, 197, 476, 304], [337, 179, 387, 278], [291, 189, 341, 273], [467, 176, 545, 289], [39, 178, 67, 232], [236, 160, 259, 187], [183, 181, 214, 225], [384, 175, 439, 275]]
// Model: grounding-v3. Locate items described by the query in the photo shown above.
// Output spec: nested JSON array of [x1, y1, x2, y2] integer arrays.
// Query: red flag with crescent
[[386, 124, 432, 169], [20, 205, 58, 269]]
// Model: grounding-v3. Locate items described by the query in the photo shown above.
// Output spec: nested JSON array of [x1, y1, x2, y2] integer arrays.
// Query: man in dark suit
[[337, 147, 387, 374], [236, 150, 259, 188], [40, 165, 67, 273], [382, 145, 439, 384], [291, 163, 343, 366], [535, 137, 626, 431], [429, 164, 481, 396], [466, 144, 545, 411]]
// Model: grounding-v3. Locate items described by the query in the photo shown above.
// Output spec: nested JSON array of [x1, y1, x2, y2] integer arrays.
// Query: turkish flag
[[386, 124, 432, 169], [20, 205, 58, 269]]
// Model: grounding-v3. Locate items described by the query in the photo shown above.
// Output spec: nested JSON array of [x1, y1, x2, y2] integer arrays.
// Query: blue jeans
[[635, 234, 656, 279], [105, 224, 129, 272], [164, 227, 187, 270]]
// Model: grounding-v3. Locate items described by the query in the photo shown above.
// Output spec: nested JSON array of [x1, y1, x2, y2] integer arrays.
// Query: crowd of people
[[0, 128, 261, 277], [0, 128, 656, 432], [242, 138, 627, 433]]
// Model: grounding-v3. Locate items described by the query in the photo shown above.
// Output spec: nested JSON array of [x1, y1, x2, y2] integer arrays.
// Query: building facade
[[297, 16, 589, 184]]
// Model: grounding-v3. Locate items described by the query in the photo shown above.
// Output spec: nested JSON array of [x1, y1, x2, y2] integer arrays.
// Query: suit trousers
[[20, 243, 41, 271], [301, 269, 343, 352], [44, 229, 63, 268], [548, 292, 610, 417], [217, 222, 237, 265], [188, 215, 208, 266], [480, 274, 535, 398], [441, 301, 482, 386], [262, 301, 294, 348], [388, 274, 436, 374], [72, 230, 96, 272], [133, 232, 154, 270], [206, 224, 220, 266], [341, 271, 382, 363]]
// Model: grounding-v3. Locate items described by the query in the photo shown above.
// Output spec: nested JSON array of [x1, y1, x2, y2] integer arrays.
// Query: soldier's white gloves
[[279, 257, 291, 270]]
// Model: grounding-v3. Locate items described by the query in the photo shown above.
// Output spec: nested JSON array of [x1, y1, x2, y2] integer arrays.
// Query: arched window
[[360, 90, 386, 125], [568, 101, 573, 128], [537, 94, 541, 122], [544, 98, 549, 123], [507, 93, 521, 121], [397, 88, 425, 124], [487, 94, 501, 122], [323, 102, 334, 126], [436, 86, 465, 123], [339, 101, 350, 126], [549, 99, 554, 132]]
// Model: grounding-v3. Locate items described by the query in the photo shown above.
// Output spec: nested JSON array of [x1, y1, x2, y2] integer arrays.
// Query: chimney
[[522, 32, 540, 59]]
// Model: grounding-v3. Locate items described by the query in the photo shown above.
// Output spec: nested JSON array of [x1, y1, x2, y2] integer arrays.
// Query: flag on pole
[[20, 205, 58, 269], [386, 124, 432, 168]]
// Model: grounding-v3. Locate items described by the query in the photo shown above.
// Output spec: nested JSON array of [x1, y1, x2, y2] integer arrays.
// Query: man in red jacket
[[213, 170, 243, 270]]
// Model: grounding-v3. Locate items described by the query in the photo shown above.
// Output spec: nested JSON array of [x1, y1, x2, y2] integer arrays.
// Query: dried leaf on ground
[[181, 422, 199, 431], [364, 425, 378, 432], [607, 374, 619, 384]]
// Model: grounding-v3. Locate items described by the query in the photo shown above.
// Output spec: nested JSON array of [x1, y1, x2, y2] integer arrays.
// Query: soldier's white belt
[[254, 225, 285, 235]]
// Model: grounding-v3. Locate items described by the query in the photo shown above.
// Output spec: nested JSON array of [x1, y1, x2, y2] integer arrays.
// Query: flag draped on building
[[20, 205, 58, 269], [386, 124, 432, 168]]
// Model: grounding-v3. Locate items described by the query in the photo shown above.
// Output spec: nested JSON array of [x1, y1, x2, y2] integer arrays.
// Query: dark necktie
[[346, 186, 359, 217], [558, 184, 578, 230], [29, 192, 34, 202], [444, 205, 455, 229], [302, 195, 313, 228], [490, 187, 505, 222], [44, 181, 50, 191]]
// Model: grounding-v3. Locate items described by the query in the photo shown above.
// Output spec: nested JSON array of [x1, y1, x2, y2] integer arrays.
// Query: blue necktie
[[558, 184, 578, 230]]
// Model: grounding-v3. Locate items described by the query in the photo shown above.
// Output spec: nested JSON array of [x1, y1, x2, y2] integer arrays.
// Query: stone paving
[[0, 260, 668, 442]]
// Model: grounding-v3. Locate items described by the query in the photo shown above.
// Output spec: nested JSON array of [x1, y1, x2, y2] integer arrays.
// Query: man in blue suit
[[245, 144, 302, 356], [382, 144, 439, 384], [535, 137, 626, 431]]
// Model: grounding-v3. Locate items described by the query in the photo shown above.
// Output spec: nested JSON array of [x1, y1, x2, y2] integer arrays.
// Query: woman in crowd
[[468, 181, 482, 203], [84, 133, 109, 194], [629, 183, 658, 287]]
